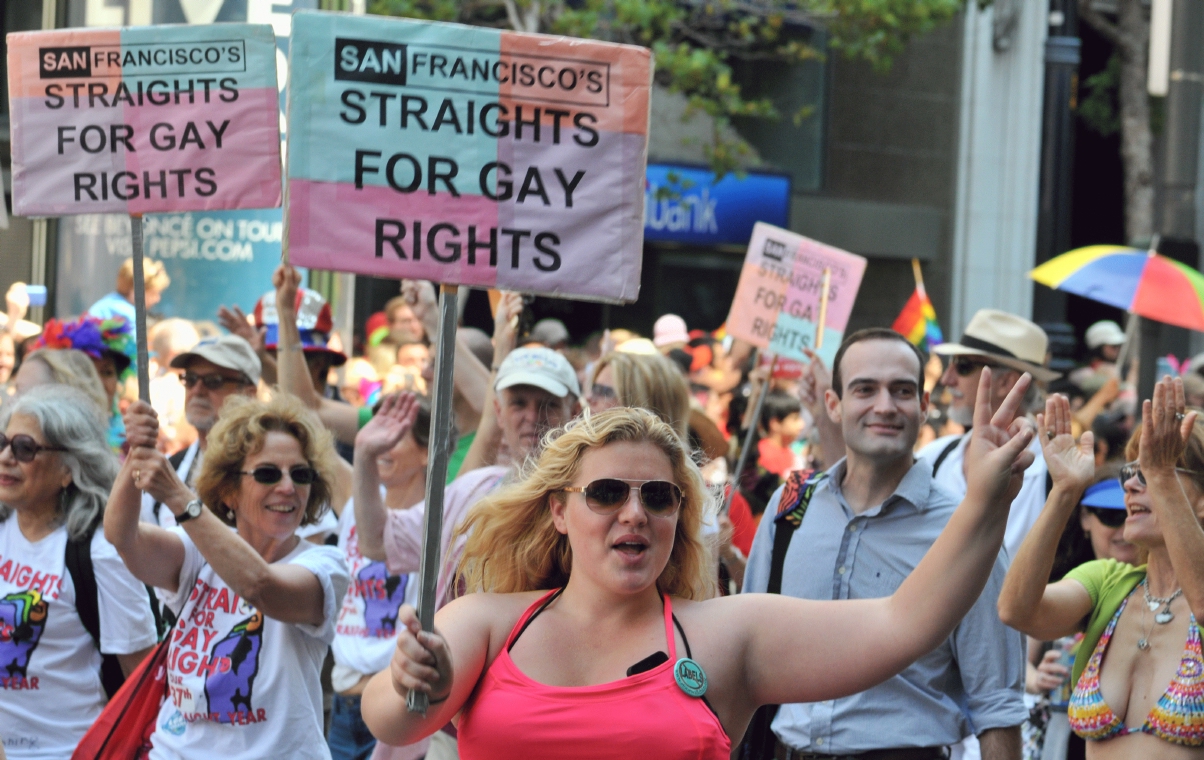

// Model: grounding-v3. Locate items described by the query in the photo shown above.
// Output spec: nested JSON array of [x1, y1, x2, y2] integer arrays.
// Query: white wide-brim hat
[[934, 309, 1061, 383]]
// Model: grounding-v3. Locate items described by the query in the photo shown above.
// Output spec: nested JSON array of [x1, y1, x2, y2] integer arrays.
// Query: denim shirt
[[742, 459, 1026, 754]]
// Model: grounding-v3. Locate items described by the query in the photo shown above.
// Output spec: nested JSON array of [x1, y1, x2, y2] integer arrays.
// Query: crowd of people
[[0, 257, 1201, 760]]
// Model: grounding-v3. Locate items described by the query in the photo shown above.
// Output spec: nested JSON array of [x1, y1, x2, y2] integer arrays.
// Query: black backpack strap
[[930, 436, 964, 477], [65, 528, 127, 700]]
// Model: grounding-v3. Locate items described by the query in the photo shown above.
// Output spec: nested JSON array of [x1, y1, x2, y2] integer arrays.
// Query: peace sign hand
[[1037, 393, 1095, 495], [963, 368, 1037, 507]]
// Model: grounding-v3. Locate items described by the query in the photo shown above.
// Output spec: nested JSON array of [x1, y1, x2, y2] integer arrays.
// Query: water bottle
[[1048, 636, 1078, 710]]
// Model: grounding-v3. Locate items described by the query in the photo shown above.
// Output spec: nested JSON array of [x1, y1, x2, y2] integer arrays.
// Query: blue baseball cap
[[1081, 479, 1125, 510]]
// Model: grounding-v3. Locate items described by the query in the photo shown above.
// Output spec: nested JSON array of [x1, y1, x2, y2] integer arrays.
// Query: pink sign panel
[[7, 24, 281, 216]]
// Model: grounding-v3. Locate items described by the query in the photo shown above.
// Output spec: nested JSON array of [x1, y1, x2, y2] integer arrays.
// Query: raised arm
[[104, 403, 187, 591], [998, 393, 1095, 639], [354, 393, 419, 561], [739, 367, 1037, 706], [403, 279, 492, 416], [272, 264, 361, 444], [1140, 377, 1204, 620], [459, 291, 523, 473]]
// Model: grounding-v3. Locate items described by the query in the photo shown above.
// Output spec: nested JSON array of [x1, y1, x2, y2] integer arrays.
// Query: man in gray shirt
[[744, 328, 1025, 760]]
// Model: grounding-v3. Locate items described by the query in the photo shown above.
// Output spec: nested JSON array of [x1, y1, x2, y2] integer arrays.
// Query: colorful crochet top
[[1068, 595, 1204, 746]]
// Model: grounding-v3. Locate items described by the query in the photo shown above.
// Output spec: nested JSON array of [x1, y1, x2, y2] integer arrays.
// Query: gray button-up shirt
[[742, 459, 1025, 754]]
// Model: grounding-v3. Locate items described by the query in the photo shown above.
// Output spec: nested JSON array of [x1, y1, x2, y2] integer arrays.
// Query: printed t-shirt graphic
[[150, 528, 349, 760], [333, 502, 419, 679], [0, 590, 48, 683], [0, 520, 158, 760]]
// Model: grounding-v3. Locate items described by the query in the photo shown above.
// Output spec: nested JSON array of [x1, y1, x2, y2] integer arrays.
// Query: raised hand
[[493, 292, 523, 362], [1139, 376, 1198, 476], [963, 368, 1036, 506], [273, 264, 303, 320], [389, 604, 453, 701], [1037, 394, 1095, 495], [355, 392, 419, 457], [216, 304, 264, 352], [401, 280, 438, 337], [799, 347, 832, 420]]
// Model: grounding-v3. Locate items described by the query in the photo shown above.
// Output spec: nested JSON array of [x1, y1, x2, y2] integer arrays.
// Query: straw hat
[[934, 309, 1061, 383]]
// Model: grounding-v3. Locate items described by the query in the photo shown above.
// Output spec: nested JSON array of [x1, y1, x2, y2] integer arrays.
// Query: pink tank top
[[457, 589, 731, 760]]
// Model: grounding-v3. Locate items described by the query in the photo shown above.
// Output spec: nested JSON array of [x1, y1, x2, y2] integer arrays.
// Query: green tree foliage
[[369, 0, 964, 174]]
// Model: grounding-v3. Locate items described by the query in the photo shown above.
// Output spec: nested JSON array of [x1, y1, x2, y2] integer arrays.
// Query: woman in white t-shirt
[[331, 392, 428, 760], [105, 393, 350, 760], [0, 385, 158, 759]]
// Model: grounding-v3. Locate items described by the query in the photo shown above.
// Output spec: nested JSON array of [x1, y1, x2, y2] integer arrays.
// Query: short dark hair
[[830, 328, 925, 399], [762, 389, 801, 424]]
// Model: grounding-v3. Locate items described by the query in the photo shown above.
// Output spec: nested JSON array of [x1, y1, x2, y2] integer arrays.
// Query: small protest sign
[[726, 222, 866, 366], [285, 11, 651, 303], [7, 23, 281, 217]]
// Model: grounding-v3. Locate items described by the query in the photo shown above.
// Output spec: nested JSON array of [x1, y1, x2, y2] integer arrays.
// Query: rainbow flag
[[892, 260, 943, 349]]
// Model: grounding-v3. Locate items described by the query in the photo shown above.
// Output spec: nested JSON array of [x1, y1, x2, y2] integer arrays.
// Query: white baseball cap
[[1085, 320, 1126, 350], [495, 347, 580, 398]]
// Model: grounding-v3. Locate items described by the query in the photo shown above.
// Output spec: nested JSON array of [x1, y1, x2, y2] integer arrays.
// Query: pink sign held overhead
[[726, 222, 866, 366], [7, 24, 281, 217]]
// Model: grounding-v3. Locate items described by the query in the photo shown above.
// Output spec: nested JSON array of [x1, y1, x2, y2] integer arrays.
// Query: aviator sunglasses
[[239, 464, 319, 486], [1119, 461, 1202, 488], [562, 478, 683, 516], [0, 433, 67, 463]]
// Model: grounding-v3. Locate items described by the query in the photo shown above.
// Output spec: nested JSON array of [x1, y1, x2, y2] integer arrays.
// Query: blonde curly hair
[[455, 407, 716, 600], [195, 393, 338, 527]]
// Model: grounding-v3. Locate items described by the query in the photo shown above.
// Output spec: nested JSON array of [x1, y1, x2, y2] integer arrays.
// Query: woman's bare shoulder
[[437, 590, 555, 631]]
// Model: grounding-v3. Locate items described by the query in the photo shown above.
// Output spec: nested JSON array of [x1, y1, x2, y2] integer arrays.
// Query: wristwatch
[[175, 498, 204, 524]]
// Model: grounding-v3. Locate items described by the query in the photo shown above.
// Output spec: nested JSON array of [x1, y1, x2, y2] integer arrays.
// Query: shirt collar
[[823, 456, 935, 517]]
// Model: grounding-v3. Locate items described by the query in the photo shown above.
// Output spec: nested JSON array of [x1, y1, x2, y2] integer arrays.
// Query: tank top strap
[[663, 593, 677, 660], [504, 589, 564, 651]]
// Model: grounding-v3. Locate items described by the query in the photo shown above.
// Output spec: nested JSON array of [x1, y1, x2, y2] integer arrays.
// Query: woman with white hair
[[0, 385, 157, 759]]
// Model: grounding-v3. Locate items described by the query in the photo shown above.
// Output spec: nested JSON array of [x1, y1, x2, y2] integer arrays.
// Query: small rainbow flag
[[892, 260, 944, 349]]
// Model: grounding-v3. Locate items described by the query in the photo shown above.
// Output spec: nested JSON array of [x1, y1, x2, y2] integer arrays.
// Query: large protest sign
[[726, 222, 866, 366], [285, 11, 652, 303], [7, 23, 281, 217]]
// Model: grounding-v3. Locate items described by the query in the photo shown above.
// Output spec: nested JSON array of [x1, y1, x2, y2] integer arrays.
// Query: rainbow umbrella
[[1030, 245, 1204, 331]]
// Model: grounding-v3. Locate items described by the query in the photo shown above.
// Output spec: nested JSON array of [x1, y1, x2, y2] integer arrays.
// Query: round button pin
[[674, 657, 708, 697]]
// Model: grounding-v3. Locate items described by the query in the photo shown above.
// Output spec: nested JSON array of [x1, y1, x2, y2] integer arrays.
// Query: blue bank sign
[[643, 164, 791, 246]]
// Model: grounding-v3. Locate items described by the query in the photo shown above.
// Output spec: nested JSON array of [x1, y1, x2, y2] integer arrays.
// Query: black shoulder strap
[[766, 470, 824, 595], [931, 436, 964, 477], [65, 528, 126, 699], [153, 447, 192, 522]]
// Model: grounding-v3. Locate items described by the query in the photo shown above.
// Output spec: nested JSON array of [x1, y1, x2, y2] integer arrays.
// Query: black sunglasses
[[0, 433, 67, 463], [562, 478, 683, 516], [952, 358, 994, 377], [239, 464, 318, 486], [182, 372, 248, 391], [1084, 506, 1127, 528]]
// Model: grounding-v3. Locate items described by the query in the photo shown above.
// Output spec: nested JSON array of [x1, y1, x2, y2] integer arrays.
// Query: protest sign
[[285, 11, 652, 303], [726, 222, 866, 366], [7, 23, 281, 217]]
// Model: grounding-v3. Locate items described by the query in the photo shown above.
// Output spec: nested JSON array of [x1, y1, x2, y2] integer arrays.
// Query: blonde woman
[[362, 368, 1037, 759], [11, 348, 109, 415], [105, 394, 349, 760], [586, 350, 691, 439]]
